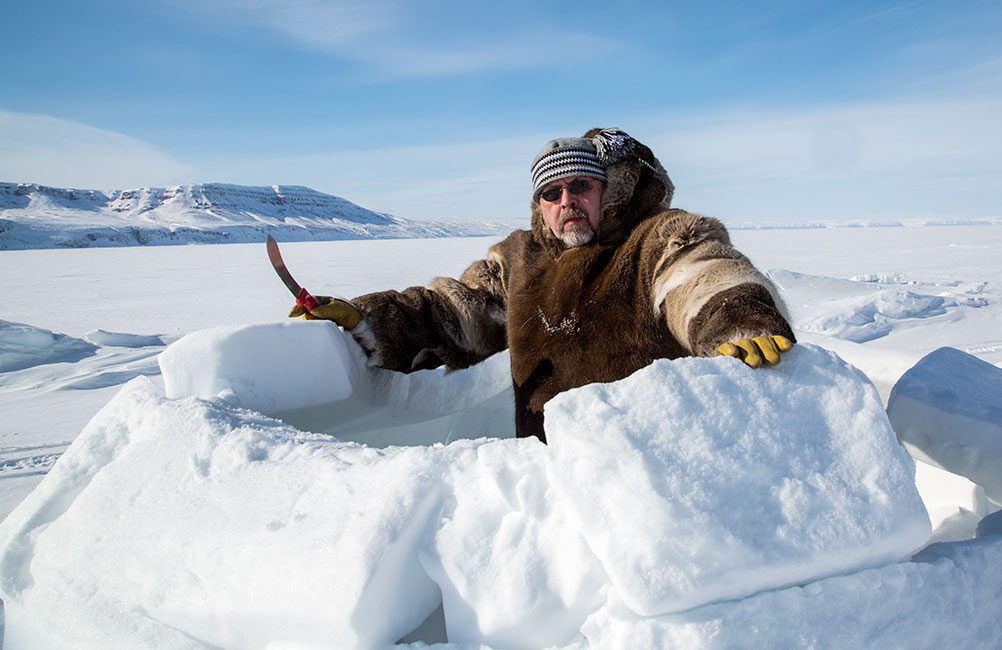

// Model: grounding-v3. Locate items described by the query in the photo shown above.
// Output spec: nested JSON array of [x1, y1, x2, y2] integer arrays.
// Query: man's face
[[538, 177, 605, 247]]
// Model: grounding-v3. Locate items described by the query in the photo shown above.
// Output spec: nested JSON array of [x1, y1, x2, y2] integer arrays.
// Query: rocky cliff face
[[0, 183, 111, 211]]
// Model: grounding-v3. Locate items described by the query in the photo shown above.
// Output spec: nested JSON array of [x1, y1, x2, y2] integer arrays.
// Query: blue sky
[[2, 0, 1001, 223]]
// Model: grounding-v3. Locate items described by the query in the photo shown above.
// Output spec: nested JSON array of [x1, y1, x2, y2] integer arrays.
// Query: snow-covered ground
[[1, 224, 1001, 648]]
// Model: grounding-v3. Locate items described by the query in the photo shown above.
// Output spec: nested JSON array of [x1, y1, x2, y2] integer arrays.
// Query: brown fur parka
[[350, 130, 794, 442]]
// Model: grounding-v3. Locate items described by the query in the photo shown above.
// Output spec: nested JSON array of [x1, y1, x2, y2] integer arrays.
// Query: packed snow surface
[[0, 322, 937, 648], [888, 347, 1002, 505]]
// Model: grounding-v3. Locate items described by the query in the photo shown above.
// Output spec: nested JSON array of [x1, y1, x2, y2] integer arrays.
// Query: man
[[291, 128, 795, 442]]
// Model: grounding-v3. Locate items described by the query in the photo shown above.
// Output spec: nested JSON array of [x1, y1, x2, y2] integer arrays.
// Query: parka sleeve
[[347, 249, 509, 372], [645, 210, 795, 356]]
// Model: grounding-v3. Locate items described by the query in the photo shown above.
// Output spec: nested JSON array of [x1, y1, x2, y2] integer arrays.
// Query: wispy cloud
[[639, 99, 1002, 221], [217, 0, 392, 46], [850, 0, 927, 25], [359, 29, 616, 78], [0, 111, 194, 190], [180, 0, 618, 77]]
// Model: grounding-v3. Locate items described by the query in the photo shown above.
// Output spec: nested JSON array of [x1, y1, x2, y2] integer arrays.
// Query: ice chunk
[[543, 344, 931, 616], [0, 319, 97, 372], [84, 329, 164, 347], [887, 347, 1002, 505]]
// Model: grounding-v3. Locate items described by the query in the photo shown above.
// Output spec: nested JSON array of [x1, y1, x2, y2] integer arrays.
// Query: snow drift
[[0, 322, 960, 648], [0, 319, 97, 372]]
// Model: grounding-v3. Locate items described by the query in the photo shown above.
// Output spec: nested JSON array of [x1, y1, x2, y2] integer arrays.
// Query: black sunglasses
[[539, 178, 593, 203]]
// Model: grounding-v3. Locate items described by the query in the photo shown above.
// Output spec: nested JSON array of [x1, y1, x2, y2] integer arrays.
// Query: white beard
[[558, 209, 596, 247], [560, 227, 595, 247]]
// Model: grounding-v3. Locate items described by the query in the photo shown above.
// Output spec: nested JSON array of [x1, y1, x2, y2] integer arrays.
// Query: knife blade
[[266, 235, 321, 312]]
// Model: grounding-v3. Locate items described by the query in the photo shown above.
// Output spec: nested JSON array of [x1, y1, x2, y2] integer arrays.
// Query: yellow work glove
[[716, 335, 794, 368], [288, 295, 363, 330]]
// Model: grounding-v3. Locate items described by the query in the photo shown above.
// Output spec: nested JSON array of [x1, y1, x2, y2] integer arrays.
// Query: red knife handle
[[296, 288, 321, 312]]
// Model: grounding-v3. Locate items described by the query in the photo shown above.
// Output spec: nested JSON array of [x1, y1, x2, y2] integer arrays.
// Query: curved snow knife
[[266, 235, 321, 312]]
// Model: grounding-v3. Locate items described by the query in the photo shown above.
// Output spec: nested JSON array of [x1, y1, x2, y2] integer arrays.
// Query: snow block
[[422, 439, 608, 649], [158, 320, 356, 413], [158, 322, 515, 446], [1, 342, 945, 649], [544, 343, 931, 616], [887, 346, 1002, 506], [0, 378, 449, 649], [578, 535, 1002, 649]]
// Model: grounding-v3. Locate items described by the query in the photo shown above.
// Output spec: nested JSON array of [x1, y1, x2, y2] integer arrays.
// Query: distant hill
[[0, 182, 515, 250]]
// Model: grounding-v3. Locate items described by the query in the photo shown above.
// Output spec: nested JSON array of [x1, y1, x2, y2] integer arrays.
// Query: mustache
[[559, 208, 590, 228]]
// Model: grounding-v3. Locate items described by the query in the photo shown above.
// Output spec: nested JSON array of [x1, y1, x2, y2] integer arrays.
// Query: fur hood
[[530, 128, 675, 254]]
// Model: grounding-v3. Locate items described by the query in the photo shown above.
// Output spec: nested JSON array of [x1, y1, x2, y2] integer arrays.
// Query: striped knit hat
[[530, 128, 637, 202]]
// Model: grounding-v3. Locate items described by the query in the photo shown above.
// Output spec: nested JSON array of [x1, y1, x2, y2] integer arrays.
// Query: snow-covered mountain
[[0, 182, 514, 250]]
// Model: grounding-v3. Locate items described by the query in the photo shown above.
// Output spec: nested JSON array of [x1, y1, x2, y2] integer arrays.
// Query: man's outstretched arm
[[645, 210, 796, 367], [290, 254, 508, 373]]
